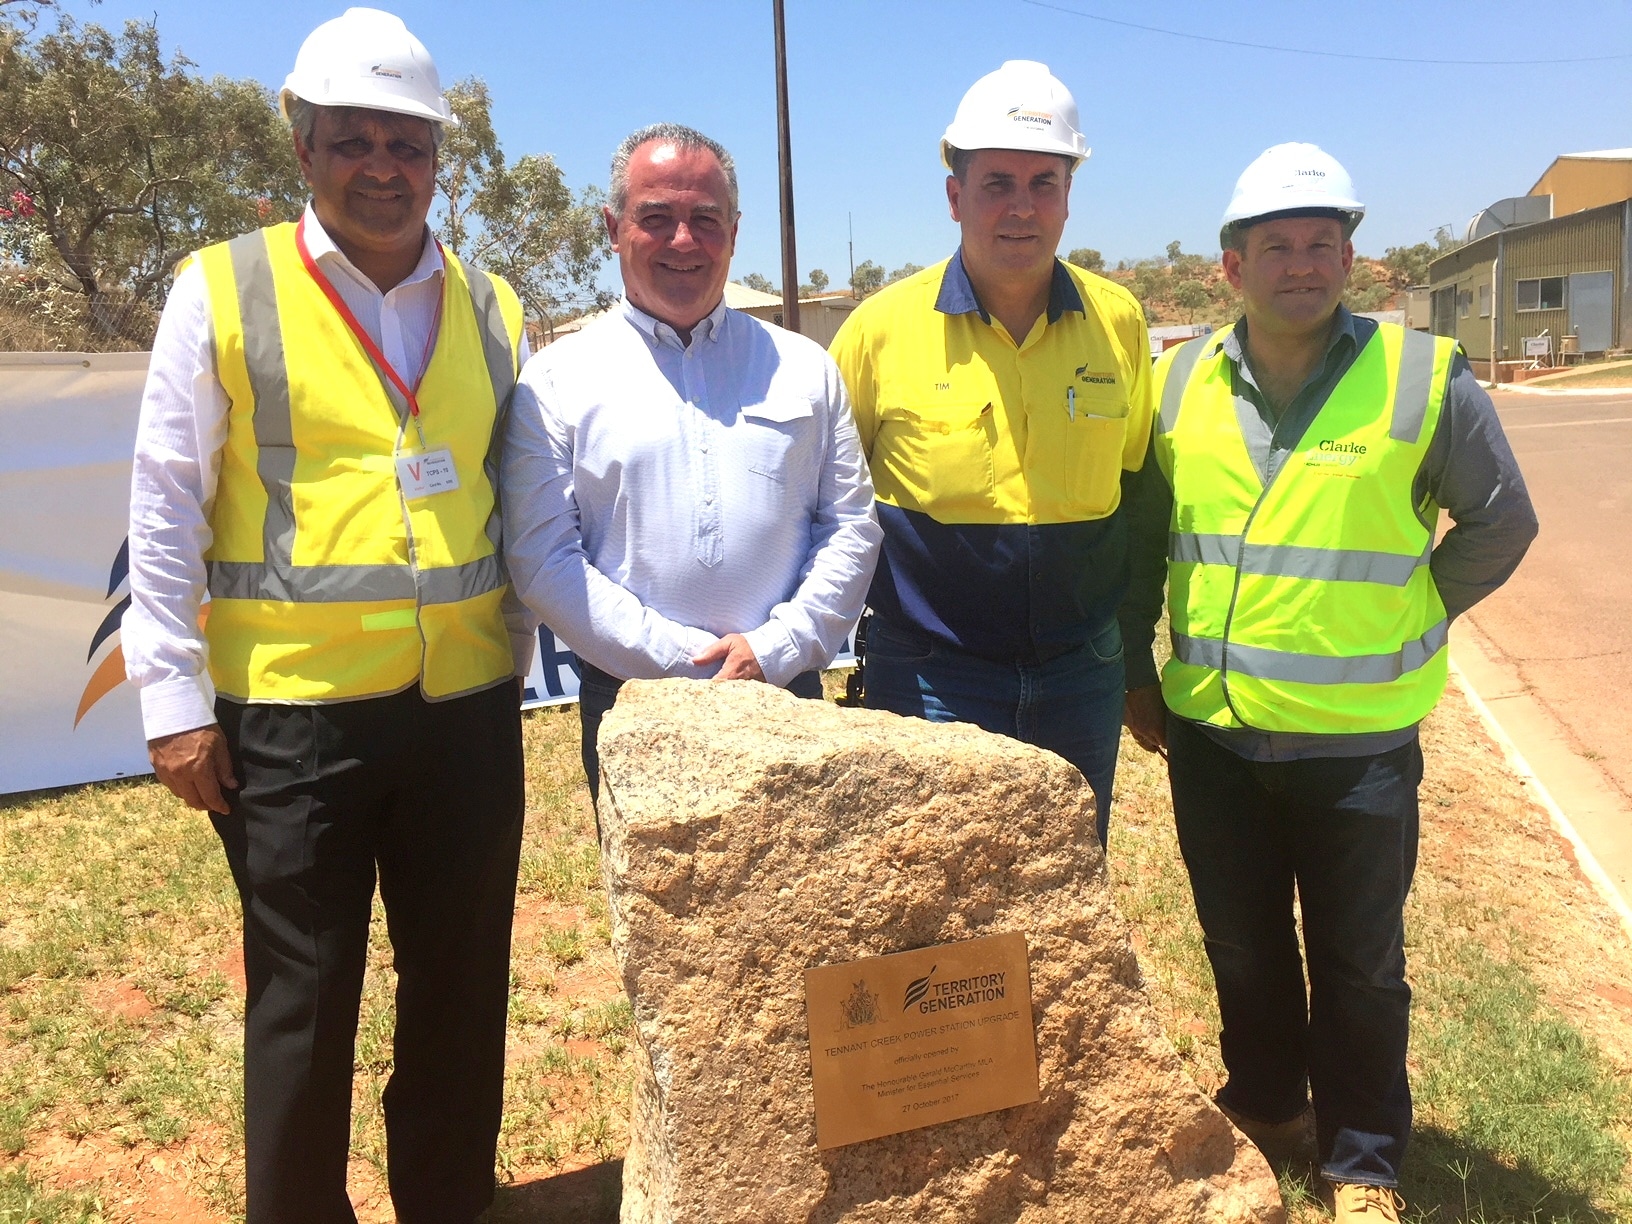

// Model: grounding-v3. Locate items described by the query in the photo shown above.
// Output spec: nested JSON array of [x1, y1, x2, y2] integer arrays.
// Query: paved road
[[1457, 388, 1632, 908]]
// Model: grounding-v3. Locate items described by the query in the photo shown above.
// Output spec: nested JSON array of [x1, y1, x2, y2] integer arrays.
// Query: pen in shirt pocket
[[1067, 385, 1075, 421]]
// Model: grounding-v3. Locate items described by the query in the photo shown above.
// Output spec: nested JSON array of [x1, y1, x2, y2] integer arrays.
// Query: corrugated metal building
[[1428, 199, 1632, 369], [1529, 149, 1632, 217]]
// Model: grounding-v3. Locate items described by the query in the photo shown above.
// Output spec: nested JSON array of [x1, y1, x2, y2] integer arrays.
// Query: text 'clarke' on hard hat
[[280, 7, 458, 129], [941, 60, 1089, 171], [1219, 143, 1365, 245]]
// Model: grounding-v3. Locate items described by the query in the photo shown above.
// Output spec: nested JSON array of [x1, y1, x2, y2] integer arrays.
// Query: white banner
[[1, 353, 854, 795], [1, 353, 153, 795]]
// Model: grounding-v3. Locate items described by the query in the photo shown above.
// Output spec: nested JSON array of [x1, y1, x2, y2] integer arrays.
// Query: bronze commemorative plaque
[[803, 931, 1039, 1150]]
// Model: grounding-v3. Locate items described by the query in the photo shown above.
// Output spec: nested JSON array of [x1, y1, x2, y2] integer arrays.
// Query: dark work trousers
[[211, 682, 525, 1224], [577, 661, 824, 806], [1166, 713, 1421, 1188]]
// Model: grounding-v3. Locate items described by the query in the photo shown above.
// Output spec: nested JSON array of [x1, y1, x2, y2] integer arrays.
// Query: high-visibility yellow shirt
[[195, 221, 524, 703], [831, 251, 1152, 661]]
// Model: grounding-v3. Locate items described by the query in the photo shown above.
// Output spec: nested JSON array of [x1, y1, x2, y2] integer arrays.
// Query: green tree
[[1067, 247, 1104, 273], [1380, 227, 1463, 290], [739, 271, 776, 294], [1342, 261, 1393, 313], [886, 261, 923, 284], [850, 259, 884, 297], [435, 77, 607, 328], [0, 12, 303, 334], [1173, 279, 1209, 323], [807, 267, 829, 293]]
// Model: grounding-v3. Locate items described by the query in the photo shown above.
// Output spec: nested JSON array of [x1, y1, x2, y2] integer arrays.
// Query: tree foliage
[[886, 261, 923, 285], [806, 267, 828, 293], [1342, 259, 1394, 313], [1381, 227, 1464, 290], [850, 259, 884, 297], [0, 11, 303, 333], [738, 271, 776, 294], [435, 77, 607, 325], [1173, 278, 1210, 323], [1067, 247, 1104, 273]]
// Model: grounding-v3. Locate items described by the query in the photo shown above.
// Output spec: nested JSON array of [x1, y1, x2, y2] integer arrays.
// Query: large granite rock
[[598, 679, 1283, 1224]]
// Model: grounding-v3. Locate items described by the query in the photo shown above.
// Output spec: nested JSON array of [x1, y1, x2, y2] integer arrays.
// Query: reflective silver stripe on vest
[[1389, 328, 1440, 444], [228, 232, 298, 577], [1170, 532, 1432, 586], [1172, 618, 1448, 685], [209, 554, 502, 605], [463, 265, 515, 553], [1158, 337, 1210, 435], [463, 266, 518, 413]]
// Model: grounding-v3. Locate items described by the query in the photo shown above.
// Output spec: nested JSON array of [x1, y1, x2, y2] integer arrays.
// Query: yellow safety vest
[[195, 221, 524, 703], [1152, 321, 1457, 734]]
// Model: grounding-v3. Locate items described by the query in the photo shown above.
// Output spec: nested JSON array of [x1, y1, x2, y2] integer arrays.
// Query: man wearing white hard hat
[[831, 61, 1154, 845], [123, 9, 531, 1220], [1121, 144, 1536, 1220]]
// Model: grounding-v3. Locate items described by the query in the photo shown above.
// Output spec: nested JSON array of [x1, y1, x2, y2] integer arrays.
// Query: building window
[[1478, 284, 1491, 318], [1516, 276, 1565, 311], [1458, 289, 1472, 318]]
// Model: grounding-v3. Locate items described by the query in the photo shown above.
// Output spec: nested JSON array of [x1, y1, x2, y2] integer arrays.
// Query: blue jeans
[[862, 619, 1126, 845], [1166, 714, 1421, 1188]]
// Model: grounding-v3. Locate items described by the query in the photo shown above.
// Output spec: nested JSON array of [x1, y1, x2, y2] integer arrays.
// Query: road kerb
[[1448, 657, 1632, 943]]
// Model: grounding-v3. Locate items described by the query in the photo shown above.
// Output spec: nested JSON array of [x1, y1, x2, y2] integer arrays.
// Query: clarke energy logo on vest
[[1306, 438, 1369, 474]]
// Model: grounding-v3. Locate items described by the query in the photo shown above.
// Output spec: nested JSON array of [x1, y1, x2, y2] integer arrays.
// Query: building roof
[[1557, 149, 1632, 160], [723, 281, 783, 309]]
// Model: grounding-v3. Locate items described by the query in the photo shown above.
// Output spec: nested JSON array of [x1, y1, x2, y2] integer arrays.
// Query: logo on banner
[[75, 539, 132, 728]]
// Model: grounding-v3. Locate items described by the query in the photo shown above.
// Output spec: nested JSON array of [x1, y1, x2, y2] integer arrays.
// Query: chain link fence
[[0, 272, 156, 353]]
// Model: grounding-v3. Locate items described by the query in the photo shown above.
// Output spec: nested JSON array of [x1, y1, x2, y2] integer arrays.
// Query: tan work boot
[[1216, 1100, 1317, 1168], [1332, 1183, 1405, 1222]]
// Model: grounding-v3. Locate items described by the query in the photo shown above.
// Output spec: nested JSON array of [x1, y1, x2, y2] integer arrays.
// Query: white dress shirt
[[502, 296, 881, 688], [124, 205, 532, 740]]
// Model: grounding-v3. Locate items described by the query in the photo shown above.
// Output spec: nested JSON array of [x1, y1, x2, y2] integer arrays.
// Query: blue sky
[[48, 0, 1632, 297]]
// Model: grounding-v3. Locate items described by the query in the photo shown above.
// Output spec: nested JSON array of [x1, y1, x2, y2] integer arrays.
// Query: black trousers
[[1167, 714, 1420, 1187], [577, 661, 823, 804], [212, 683, 525, 1224]]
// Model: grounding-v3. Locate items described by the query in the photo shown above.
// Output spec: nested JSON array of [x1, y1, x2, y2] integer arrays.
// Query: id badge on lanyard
[[295, 217, 461, 501]]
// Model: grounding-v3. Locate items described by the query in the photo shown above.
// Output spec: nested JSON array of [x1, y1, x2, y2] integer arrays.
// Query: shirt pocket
[[874, 402, 995, 517], [1062, 389, 1130, 520], [739, 397, 816, 482]]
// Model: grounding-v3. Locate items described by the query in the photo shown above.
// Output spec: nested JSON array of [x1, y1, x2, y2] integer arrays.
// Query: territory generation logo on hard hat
[[941, 60, 1089, 170]]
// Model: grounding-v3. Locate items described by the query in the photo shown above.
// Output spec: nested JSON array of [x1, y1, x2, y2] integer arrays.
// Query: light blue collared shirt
[[502, 295, 882, 686]]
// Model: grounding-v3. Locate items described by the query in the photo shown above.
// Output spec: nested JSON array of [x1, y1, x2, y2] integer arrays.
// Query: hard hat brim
[[279, 83, 458, 129], [1219, 205, 1364, 249], [941, 138, 1088, 172]]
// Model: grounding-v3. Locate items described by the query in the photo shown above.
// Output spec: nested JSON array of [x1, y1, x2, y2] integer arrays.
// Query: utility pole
[[848, 213, 855, 297], [773, 0, 799, 334]]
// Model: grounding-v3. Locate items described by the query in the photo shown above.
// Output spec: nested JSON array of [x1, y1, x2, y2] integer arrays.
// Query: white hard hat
[[280, 7, 458, 129], [1219, 142, 1364, 244], [940, 60, 1089, 170]]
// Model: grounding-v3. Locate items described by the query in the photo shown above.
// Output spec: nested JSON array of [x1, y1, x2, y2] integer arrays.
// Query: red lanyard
[[294, 215, 444, 447]]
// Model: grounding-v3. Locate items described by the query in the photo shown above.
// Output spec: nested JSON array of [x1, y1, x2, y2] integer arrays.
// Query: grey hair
[[609, 123, 739, 217], [286, 96, 446, 152]]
